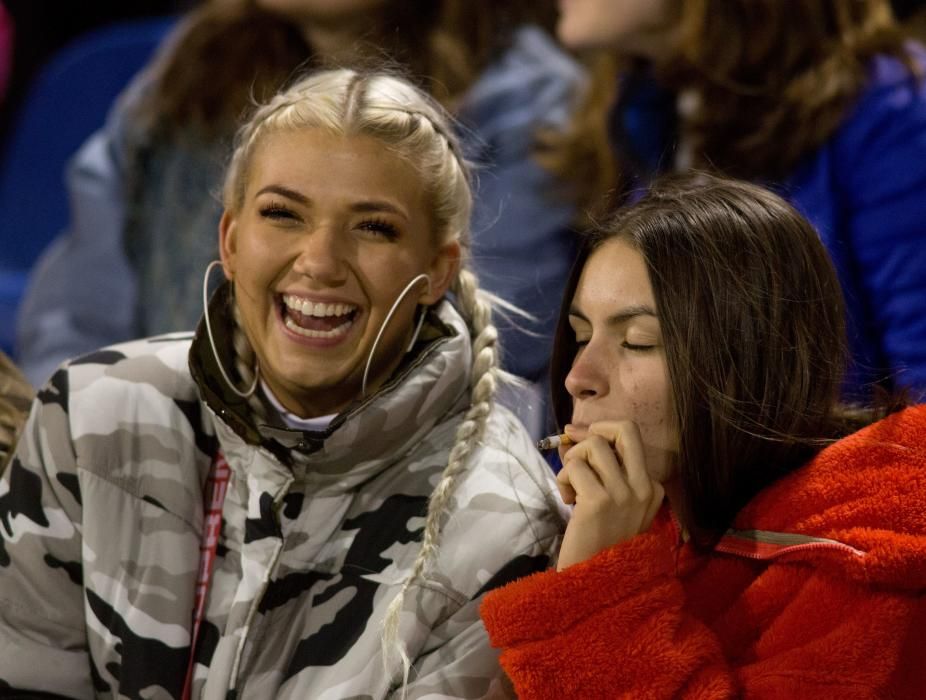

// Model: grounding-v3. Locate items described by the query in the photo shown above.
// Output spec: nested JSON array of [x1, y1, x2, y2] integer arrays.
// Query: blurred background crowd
[[2, 0, 926, 424]]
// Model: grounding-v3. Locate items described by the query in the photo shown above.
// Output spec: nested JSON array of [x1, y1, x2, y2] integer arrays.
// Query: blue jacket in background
[[784, 47, 926, 398], [614, 46, 926, 400], [16, 26, 584, 392]]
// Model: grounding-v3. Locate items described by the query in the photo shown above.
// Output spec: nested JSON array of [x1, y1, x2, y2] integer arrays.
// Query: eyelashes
[[258, 202, 401, 240], [573, 338, 656, 352], [259, 203, 297, 221], [622, 342, 656, 352], [357, 217, 400, 240]]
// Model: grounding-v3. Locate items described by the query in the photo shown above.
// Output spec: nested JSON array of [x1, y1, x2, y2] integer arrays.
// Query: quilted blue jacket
[[784, 47, 926, 397], [615, 45, 926, 399]]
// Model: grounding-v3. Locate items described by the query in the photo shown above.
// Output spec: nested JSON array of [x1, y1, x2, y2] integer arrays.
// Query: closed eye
[[622, 341, 655, 351], [259, 202, 299, 221], [358, 218, 400, 240]]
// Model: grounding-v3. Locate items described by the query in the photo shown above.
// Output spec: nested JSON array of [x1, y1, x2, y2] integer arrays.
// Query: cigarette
[[536, 433, 574, 451]]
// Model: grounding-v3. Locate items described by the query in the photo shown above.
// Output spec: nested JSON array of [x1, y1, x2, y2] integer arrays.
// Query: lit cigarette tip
[[536, 433, 573, 451]]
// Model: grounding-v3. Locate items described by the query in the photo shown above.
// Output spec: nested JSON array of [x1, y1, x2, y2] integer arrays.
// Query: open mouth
[[280, 294, 359, 339]]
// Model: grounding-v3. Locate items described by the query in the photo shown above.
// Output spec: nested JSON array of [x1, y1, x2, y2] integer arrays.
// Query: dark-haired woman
[[17, 0, 582, 423], [544, 0, 926, 400], [480, 174, 926, 699]]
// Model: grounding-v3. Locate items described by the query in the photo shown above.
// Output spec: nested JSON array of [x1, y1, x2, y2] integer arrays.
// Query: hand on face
[[555, 420, 664, 570], [555, 238, 676, 569]]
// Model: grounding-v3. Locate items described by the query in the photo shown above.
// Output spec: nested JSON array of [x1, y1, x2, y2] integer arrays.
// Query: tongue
[[287, 308, 352, 332]]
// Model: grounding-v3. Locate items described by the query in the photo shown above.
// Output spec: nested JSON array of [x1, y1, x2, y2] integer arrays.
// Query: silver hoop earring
[[361, 273, 431, 397], [406, 306, 427, 353], [202, 260, 260, 398]]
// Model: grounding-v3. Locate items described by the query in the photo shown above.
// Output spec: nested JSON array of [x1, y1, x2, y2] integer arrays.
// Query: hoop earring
[[361, 273, 431, 397], [406, 306, 427, 353], [202, 260, 260, 398]]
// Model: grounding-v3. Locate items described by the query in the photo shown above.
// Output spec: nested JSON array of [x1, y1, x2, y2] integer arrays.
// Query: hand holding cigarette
[[554, 420, 664, 570]]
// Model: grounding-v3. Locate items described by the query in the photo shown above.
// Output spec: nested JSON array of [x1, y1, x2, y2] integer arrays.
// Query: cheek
[[231, 244, 287, 326], [629, 388, 678, 481], [558, 0, 615, 46], [624, 365, 675, 446], [629, 395, 670, 436], [235, 234, 291, 287], [604, 0, 669, 42], [361, 251, 429, 308]]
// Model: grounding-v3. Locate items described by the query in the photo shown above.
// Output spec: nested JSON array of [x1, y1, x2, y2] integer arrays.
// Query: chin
[[557, 25, 587, 50], [557, 20, 608, 52]]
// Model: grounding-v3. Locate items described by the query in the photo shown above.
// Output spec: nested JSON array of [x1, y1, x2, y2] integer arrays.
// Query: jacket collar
[[189, 282, 472, 479], [717, 406, 926, 588]]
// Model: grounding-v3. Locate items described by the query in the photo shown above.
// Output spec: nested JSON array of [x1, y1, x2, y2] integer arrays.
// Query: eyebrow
[[256, 185, 308, 204], [255, 185, 407, 218], [569, 303, 659, 325]]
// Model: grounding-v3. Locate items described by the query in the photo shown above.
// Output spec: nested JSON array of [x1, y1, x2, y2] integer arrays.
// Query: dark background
[[0, 0, 198, 156]]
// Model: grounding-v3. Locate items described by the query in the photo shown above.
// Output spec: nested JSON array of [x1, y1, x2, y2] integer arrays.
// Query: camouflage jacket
[[0, 293, 566, 699]]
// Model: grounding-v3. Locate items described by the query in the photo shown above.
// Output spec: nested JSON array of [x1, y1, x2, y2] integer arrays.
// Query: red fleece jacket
[[481, 405, 926, 699]]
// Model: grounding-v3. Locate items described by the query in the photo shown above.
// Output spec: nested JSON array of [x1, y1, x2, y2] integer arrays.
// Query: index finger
[[587, 421, 649, 496]]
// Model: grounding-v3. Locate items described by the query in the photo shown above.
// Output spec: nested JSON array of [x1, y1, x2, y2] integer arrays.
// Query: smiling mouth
[[280, 294, 359, 339]]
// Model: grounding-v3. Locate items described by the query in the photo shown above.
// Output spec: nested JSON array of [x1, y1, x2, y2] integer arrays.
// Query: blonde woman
[[17, 0, 582, 406], [0, 69, 565, 698]]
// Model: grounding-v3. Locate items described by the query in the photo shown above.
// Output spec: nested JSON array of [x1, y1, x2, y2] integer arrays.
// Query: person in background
[[545, 0, 926, 400], [481, 173, 926, 699], [0, 350, 32, 470], [16, 0, 582, 423], [0, 68, 565, 698], [0, 0, 190, 157]]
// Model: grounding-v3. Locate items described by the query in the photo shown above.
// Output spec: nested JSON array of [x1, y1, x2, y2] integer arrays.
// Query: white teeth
[[282, 295, 356, 318], [284, 315, 354, 338]]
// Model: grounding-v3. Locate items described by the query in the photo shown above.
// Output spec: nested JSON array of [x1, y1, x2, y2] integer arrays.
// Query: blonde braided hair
[[221, 68, 503, 689], [380, 265, 500, 690]]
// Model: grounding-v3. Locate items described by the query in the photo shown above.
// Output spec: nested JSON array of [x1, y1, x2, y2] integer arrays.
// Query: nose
[[291, 225, 348, 285], [564, 340, 609, 401]]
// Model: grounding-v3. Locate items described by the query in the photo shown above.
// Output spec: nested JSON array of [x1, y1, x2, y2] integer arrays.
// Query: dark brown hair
[[672, 0, 915, 178], [546, 0, 916, 219], [135, 0, 557, 137], [550, 173, 890, 547]]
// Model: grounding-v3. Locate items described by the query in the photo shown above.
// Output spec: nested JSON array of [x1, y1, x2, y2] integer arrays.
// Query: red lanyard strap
[[182, 450, 230, 700]]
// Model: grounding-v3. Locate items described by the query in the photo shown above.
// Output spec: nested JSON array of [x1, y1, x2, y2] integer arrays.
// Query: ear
[[421, 240, 461, 305], [218, 210, 238, 280]]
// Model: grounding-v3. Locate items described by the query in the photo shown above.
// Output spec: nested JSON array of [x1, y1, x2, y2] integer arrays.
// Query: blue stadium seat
[[0, 16, 175, 354]]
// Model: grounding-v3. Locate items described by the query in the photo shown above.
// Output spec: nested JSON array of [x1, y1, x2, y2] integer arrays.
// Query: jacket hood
[[189, 282, 472, 481], [719, 405, 926, 589]]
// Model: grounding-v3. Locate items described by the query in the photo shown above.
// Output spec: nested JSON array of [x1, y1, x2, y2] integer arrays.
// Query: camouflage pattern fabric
[[0, 292, 566, 699]]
